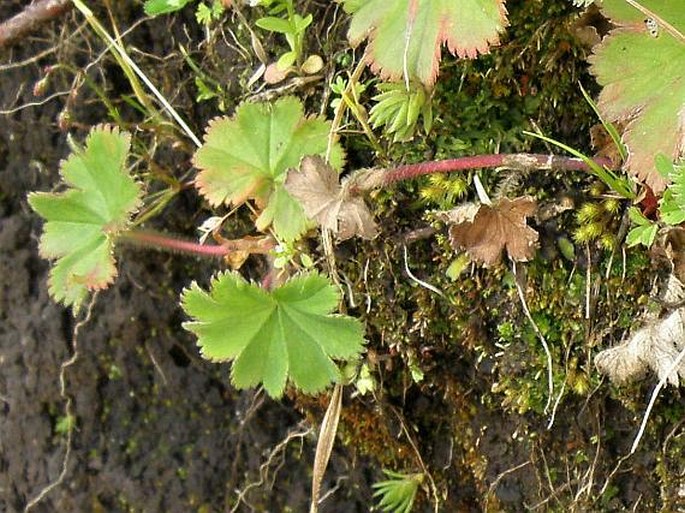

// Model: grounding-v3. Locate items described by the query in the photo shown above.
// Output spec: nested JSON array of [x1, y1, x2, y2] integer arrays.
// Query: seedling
[[144, 0, 226, 25], [255, 0, 316, 72], [372, 469, 424, 513]]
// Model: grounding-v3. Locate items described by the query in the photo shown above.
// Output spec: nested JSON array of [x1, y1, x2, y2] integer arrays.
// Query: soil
[[1, 2, 684, 513]]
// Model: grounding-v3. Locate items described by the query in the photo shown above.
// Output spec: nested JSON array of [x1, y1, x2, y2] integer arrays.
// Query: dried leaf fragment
[[447, 196, 538, 267], [596, 277, 685, 386], [285, 156, 378, 240]]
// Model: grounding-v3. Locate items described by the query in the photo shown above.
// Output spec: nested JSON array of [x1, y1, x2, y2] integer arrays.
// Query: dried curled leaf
[[447, 196, 538, 267], [285, 156, 379, 240], [596, 276, 685, 386]]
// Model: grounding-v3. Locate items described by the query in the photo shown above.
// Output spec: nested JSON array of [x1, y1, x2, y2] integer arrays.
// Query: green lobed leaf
[[590, 0, 685, 193], [344, 0, 507, 87], [626, 207, 658, 247], [658, 158, 685, 225], [181, 272, 366, 397], [193, 97, 344, 241], [28, 126, 141, 309]]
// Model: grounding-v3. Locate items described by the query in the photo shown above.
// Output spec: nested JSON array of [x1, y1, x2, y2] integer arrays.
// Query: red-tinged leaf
[[590, 0, 685, 192], [447, 196, 538, 267], [344, 0, 508, 86], [193, 97, 344, 241], [28, 126, 141, 310]]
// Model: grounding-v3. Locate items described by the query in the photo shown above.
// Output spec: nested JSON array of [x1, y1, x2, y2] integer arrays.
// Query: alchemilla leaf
[[181, 272, 366, 397], [193, 97, 344, 241], [344, 0, 507, 86], [590, 0, 685, 193], [28, 126, 141, 310]]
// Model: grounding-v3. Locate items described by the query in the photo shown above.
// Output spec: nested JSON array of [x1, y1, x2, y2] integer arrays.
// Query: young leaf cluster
[[256, 0, 313, 70], [372, 469, 423, 513], [369, 82, 433, 142]]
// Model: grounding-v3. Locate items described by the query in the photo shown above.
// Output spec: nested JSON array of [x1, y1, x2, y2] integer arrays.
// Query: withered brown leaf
[[447, 196, 539, 267], [595, 275, 685, 387], [284, 156, 378, 240]]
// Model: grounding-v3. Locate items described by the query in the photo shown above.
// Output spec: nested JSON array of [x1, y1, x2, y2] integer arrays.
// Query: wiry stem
[[118, 230, 275, 258]]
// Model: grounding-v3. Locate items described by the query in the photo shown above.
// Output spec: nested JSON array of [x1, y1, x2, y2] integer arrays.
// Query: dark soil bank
[[0, 4, 371, 512], [2, 2, 685, 513]]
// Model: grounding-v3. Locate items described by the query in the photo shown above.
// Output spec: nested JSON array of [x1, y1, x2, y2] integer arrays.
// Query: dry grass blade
[[309, 383, 343, 513]]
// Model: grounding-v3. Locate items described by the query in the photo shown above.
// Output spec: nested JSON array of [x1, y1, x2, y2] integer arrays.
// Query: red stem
[[382, 153, 613, 185], [119, 230, 230, 257]]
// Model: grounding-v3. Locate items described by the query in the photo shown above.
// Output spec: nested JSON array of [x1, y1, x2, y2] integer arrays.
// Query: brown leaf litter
[[446, 196, 539, 267], [285, 155, 378, 241]]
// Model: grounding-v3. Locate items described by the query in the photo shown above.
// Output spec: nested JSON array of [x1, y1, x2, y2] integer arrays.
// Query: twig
[[485, 460, 531, 511], [573, 410, 602, 502], [631, 344, 685, 454], [0, 90, 70, 115], [387, 405, 441, 513], [145, 343, 168, 386], [403, 245, 445, 297], [0, 0, 72, 49], [596, 452, 633, 500], [512, 261, 554, 414], [585, 243, 592, 320], [24, 292, 99, 512], [546, 379, 566, 430]]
